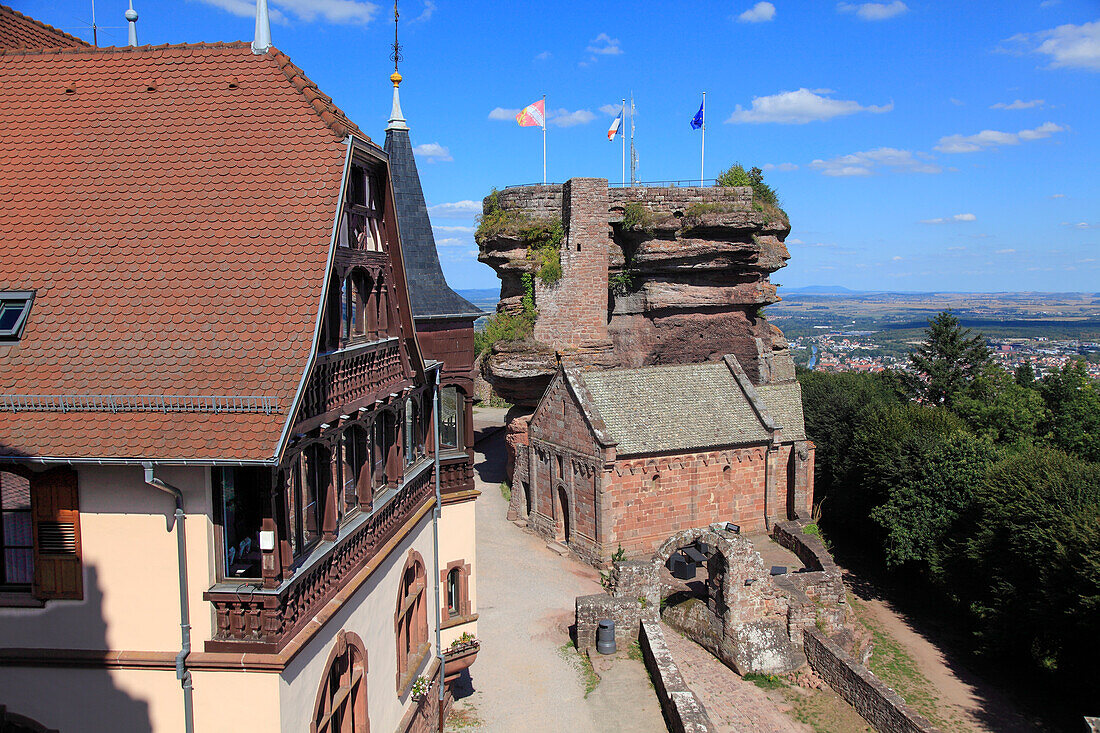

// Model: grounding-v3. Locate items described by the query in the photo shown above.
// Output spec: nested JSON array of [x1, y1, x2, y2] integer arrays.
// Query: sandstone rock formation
[[476, 179, 796, 405]]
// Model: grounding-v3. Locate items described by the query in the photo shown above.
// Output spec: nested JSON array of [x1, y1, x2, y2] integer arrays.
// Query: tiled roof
[[0, 42, 365, 462], [756, 383, 807, 441], [579, 362, 773, 456], [0, 5, 90, 49], [384, 127, 481, 319]]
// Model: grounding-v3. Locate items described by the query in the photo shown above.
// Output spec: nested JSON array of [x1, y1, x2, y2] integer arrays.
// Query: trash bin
[[596, 619, 616, 655]]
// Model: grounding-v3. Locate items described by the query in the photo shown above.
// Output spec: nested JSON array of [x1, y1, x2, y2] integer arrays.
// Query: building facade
[[0, 10, 474, 732], [510, 356, 814, 565]]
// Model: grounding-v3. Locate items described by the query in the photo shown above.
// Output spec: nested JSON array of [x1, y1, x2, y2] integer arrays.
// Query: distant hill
[[781, 285, 864, 295]]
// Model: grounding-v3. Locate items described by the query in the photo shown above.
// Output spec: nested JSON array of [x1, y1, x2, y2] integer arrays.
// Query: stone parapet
[[575, 593, 658, 653], [640, 621, 714, 733], [804, 629, 939, 733]]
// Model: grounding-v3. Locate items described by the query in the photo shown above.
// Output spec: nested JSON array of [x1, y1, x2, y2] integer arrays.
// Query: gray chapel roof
[[568, 358, 807, 456], [384, 126, 481, 320]]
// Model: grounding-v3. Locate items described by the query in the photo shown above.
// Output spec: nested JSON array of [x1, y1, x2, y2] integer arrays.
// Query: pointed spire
[[125, 1, 138, 47], [252, 0, 271, 54], [387, 72, 408, 131]]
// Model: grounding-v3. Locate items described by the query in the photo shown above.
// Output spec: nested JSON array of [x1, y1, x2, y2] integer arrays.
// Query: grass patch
[[803, 523, 821, 537], [475, 188, 563, 286], [848, 596, 950, 730], [779, 685, 873, 733], [621, 201, 654, 232], [480, 392, 513, 409], [743, 672, 787, 690], [445, 704, 483, 730], [473, 309, 535, 357], [557, 642, 601, 697], [627, 640, 643, 661], [499, 480, 511, 501], [717, 163, 788, 222], [609, 269, 637, 295]]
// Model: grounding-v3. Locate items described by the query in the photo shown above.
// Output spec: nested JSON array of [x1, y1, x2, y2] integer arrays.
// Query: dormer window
[[341, 163, 385, 252], [0, 291, 33, 340]]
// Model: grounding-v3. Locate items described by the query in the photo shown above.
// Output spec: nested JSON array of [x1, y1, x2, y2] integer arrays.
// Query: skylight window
[[0, 292, 34, 340]]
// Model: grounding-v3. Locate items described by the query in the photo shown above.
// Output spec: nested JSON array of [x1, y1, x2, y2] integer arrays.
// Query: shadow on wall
[[0, 563, 154, 732]]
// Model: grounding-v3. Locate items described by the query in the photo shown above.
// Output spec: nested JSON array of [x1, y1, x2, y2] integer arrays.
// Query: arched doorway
[[555, 486, 571, 543]]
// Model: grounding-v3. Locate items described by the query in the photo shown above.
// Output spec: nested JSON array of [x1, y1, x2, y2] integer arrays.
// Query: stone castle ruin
[[477, 178, 797, 405]]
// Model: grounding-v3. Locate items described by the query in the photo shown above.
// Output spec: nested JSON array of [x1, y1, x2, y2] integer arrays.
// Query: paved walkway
[[446, 416, 664, 732], [661, 623, 811, 733]]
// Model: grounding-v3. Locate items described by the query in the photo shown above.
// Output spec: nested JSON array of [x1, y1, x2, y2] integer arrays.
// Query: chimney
[[252, 0, 272, 54], [125, 1, 138, 47]]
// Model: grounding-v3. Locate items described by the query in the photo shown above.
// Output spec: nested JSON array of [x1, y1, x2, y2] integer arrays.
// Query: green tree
[[962, 448, 1100, 690], [952, 365, 1048, 446], [1039, 360, 1100, 462], [1014, 359, 1036, 387], [905, 311, 992, 407]]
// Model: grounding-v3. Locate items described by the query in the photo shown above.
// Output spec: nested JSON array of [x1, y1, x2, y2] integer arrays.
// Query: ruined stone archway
[[651, 524, 802, 675]]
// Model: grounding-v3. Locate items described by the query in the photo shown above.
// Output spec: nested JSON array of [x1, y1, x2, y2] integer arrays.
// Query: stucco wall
[[438, 498, 478, 648], [0, 464, 216, 651], [279, 512, 436, 733]]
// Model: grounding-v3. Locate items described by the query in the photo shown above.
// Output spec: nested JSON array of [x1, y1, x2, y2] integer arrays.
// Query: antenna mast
[[91, 0, 97, 46], [630, 93, 638, 186]]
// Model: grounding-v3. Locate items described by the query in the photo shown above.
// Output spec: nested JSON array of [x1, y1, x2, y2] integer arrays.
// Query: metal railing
[[506, 178, 722, 189], [0, 394, 280, 414]]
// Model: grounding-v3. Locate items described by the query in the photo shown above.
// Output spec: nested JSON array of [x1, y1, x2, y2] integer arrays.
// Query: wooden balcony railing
[[301, 340, 405, 417], [207, 463, 434, 650]]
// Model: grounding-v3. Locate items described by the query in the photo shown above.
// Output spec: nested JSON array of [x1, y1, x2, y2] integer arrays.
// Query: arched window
[[650, 472, 660, 492], [442, 560, 471, 622], [311, 631, 369, 733], [395, 551, 429, 691], [439, 387, 461, 450], [341, 425, 370, 514]]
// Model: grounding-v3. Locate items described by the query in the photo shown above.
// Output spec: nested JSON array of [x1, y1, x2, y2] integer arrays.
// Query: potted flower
[[410, 675, 430, 701]]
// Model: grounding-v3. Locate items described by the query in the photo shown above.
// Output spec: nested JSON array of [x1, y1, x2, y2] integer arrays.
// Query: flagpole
[[621, 98, 626, 186], [542, 94, 547, 185], [700, 92, 706, 187]]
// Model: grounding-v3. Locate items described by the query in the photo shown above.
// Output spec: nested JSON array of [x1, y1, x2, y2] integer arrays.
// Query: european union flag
[[691, 98, 704, 130]]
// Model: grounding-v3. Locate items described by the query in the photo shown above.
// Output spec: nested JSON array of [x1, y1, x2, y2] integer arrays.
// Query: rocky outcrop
[[477, 180, 796, 405]]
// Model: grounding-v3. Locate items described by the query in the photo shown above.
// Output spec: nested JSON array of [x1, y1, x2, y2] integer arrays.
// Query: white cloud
[[434, 237, 467, 248], [587, 33, 622, 55], [763, 162, 799, 171], [1040, 0, 1060, 7], [412, 142, 452, 162], [991, 98, 1045, 110], [428, 200, 481, 218], [548, 108, 596, 127], [837, 1, 908, 20], [934, 121, 1065, 153], [738, 2, 776, 23], [1004, 20, 1100, 72], [921, 213, 977, 224], [726, 88, 892, 124], [599, 103, 624, 116], [488, 107, 520, 121], [1050, 193, 1066, 198], [193, 0, 288, 23], [1063, 221, 1099, 229], [409, 0, 435, 23], [534, 51, 551, 61], [949, 97, 965, 106], [809, 147, 942, 176], [433, 225, 475, 234], [275, 0, 377, 24], [786, 238, 804, 245], [995, 249, 1017, 254], [892, 255, 904, 261]]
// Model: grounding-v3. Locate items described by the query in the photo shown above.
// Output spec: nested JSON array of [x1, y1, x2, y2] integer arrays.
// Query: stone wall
[[575, 593, 658, 653], [804, 629, 939, 733], [640, 621, 715, 733], [772, 520, 846, 608], [477, 179, 796, 406]]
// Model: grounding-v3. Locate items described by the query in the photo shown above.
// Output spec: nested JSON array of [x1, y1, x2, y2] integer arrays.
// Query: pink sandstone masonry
[[478, 178, 795, 405]]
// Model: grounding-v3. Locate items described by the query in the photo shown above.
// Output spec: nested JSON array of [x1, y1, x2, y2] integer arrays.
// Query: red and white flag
[[516, 99, 546, 128]]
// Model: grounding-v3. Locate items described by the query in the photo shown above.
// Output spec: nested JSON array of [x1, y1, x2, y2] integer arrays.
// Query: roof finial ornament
[[125, 1, 138, 47], [387, 0, 408, 131], [252, 0, 272, 54]]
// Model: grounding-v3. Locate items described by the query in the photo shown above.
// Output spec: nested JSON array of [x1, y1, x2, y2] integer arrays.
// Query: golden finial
[[391, 70, 402, 88]]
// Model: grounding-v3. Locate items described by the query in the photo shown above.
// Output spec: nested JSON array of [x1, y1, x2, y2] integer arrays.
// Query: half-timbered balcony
[[303, 338, 407, 419], [205, 459, 435, 651]]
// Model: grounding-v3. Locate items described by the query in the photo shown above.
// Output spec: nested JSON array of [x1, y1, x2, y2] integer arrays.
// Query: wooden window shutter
[[32, 467, 83, 600]]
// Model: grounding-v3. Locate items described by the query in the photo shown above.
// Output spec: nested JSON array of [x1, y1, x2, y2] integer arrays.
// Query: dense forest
[[798, 312, 1099, 723]]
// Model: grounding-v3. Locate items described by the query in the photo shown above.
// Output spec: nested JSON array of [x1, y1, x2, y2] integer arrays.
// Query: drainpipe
[[143, 464, 195, 733], [431, 368, 446, 732]]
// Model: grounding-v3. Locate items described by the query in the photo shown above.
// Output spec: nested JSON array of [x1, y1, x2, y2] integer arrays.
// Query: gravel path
[[446, 413, 664, 732]]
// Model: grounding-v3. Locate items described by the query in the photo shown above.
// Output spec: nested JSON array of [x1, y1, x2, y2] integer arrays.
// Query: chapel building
[[510, 355, 814, 565], [0, 5, 475, 732]]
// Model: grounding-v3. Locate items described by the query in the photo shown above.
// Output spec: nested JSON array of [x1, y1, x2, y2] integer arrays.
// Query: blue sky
[[24, 0, 1100, 293]]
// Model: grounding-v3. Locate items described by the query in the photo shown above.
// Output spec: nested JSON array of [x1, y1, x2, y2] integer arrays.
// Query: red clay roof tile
[[0, 5, 90, 49], [0, 42, 370, 462]]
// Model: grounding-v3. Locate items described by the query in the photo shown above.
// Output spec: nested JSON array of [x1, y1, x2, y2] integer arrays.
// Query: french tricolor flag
[[607, 106, 623, 141]]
